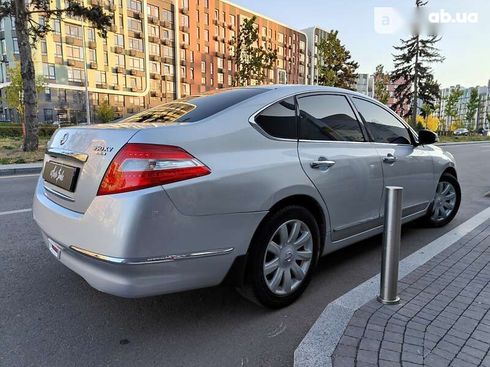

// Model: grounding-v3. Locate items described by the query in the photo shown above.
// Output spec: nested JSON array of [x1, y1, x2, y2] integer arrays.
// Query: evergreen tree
[[0, 0, 112, 151], [373, 64, 390, 104], [317, 30, 359, 89], [391, 0, 444, 123], [232, 16, 277, 86]]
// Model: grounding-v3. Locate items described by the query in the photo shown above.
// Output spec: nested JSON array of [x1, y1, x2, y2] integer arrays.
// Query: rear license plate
[[43, 161, 79, 192], [48, 239, 62, 260]]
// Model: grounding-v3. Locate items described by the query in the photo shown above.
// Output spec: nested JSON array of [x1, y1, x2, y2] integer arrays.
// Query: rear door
[[351, 97, 435, 217], [297, 93, 384, 241]]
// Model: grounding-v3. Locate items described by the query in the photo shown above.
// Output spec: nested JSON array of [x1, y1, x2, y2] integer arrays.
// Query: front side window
[[352, 97, 411, 145], [298, 94, 364, 142], [255, 97, 296, 139]]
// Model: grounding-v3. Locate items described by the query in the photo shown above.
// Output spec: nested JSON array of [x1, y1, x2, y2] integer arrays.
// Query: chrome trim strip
[[46, 147, 89, 163], [44, 185, 75, 202], [70, 246, 235, 265]]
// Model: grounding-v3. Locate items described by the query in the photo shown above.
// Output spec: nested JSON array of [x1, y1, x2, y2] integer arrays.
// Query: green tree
[[373, 64, 390, 104], [420, 103, 434, 119], [445, 86, 463, 131], [464, 88, 479, 129], [232, 16, 277, 86], [3, 64, 44, 132], [0, 0, 112, 151], [316, 30, 359, 89], [391, 0, 444, 122], [96, 101, 116, 123]]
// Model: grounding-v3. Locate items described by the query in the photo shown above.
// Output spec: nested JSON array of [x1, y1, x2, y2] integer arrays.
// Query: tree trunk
[[14, 0, 38, 152]]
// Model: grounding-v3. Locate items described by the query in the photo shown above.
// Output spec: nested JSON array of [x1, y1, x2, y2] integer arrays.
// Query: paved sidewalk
[[0, 162, 42, 176], [332, 221, 490, 367]]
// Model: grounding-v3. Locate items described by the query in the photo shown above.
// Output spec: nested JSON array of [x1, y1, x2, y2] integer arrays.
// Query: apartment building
[[438, 83, 490, 130], [301, 26, 329, 85], [0, 0, 307, 124]]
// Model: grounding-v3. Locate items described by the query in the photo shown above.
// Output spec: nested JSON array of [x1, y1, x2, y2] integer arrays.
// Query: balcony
[[149, 55, 161, 62], [181, 43, 189, 49], [127, 10, 141, 19], [65, 36, 75, 45], [148, 36, 159, 43], [113, 46, 124, 54], [181, 8, 189, 15], [161, 39, 171, 46], [160, 20, 172, 28], [163, 75, 173, 81], [89, 62, 98, 69], [180, 26, 189, 33], [148, 16, 159, 25], [115, 66, 125, 74], [127, 49, 137, 57], [88, 41, 96, 49], [150, 73, 161, 80], [129, 69, 144, 77], [162, 57, 173, 64], [96, 83, 108, 89], [180, 60, 186, 66], [150, 90, 161, 97]]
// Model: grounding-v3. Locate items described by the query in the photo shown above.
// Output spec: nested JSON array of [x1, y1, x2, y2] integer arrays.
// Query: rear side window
[[352, 97, 412, 145], [255, 97, 297, 139], [298, 94, 365, 142], [124, 88, 269, 124]]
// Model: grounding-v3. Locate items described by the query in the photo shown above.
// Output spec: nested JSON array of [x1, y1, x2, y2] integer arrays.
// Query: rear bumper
[[33, 178, 267, 297], [41, 234, 237, 297]]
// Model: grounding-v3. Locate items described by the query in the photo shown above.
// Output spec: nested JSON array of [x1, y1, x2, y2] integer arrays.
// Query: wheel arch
[[442, 166, 457, 179], [222, 194, 328, 287]]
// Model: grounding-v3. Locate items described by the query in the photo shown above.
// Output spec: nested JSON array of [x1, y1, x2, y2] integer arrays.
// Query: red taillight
[[97, 143, 211, 196]]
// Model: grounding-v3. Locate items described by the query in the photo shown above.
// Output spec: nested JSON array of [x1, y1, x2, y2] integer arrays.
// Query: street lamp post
[[81, 23, 91, 124]]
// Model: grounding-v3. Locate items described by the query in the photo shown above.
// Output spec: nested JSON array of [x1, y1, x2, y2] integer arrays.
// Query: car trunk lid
[[42, 123, 152, 213]]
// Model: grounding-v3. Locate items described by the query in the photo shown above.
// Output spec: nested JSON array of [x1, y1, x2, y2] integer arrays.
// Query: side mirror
[[418, 129, 438, 145]]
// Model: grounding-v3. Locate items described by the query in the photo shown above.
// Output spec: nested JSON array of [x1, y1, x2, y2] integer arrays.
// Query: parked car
[[476, 127, 490, 136], [453, 127, 469, 136], [33, 86, 461, 308]]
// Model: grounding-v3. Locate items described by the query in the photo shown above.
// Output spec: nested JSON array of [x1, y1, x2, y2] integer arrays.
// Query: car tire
[[422, 173, 461, 227], [244, 205, 320, 308]]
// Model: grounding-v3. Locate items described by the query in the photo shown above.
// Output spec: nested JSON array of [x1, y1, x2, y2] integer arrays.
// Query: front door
[[296, 93, 384, 241], [351, 97, 435, 217]]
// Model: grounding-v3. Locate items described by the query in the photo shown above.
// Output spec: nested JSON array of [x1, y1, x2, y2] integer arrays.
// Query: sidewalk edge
[[294, 206, 490, 367]]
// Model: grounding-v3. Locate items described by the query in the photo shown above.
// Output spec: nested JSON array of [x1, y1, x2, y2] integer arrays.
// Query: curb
[[294, 206, 490, 367], [0, 163, 43, 176], [436, 140, 490, 146]]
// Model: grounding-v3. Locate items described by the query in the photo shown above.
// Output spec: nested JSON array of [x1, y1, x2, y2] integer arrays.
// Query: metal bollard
[[377, 186, 403, 305]]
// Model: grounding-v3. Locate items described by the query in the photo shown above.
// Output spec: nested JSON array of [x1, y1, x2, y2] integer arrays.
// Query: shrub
[[0, 123, 57, 138]]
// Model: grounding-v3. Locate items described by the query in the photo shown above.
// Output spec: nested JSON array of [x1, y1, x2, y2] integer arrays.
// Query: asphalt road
[[1, 144, 490, 367]]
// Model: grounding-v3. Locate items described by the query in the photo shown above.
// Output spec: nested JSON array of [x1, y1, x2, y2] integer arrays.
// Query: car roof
[[243, 84, 371, 99]]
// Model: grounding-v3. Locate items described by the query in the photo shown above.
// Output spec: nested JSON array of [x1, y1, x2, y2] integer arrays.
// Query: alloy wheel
[[430, 181, 457, 222], [263, 220, 313, 295]]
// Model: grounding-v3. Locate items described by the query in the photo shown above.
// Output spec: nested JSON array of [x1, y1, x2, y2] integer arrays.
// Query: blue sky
[[232, 0, 490, 88]]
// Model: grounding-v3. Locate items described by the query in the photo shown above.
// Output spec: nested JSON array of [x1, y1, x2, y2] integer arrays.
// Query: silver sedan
[[33, 85, 460, 308]]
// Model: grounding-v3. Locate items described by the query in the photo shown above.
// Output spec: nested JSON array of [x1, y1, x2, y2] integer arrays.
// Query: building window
[[128, 18, 142, 32], [43, 63, 56, 79], [181, 15, 189, 27], [127, 56, 144, 70], [53, 19, 61, 33], [44, 108, 54, 122], [65, 45, 82, 60], [150, 61, 160, 73], [96, 71, 107, 84], [87, 28, 95, 42], [104, 51, 108, 66], [65, 24, 82, 38], [44, 88, 51, 102], [115, 34, 124, 47], [54, 43, 62, 57], [149, 24, 159, 37], [162, 46, 173, 57], [88, 49, 96, 62], [128, 37, 143, 51], [162, 9, 173, 23], [115, 54, 125, 67], [12, 38, 19, 54], [147, 4, 159, 18], [67, 67, 84, 82], [40, 40, 47, 55], [149, 42, 160, 55], [128, 0, 142, 12]]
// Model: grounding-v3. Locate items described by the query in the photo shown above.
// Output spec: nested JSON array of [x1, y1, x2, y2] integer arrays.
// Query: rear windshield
[[123, 88, 269, 124]]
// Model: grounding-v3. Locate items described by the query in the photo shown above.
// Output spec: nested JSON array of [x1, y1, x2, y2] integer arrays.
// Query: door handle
[[383, 153, 397, 164], [310, 157, 336, 170]]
